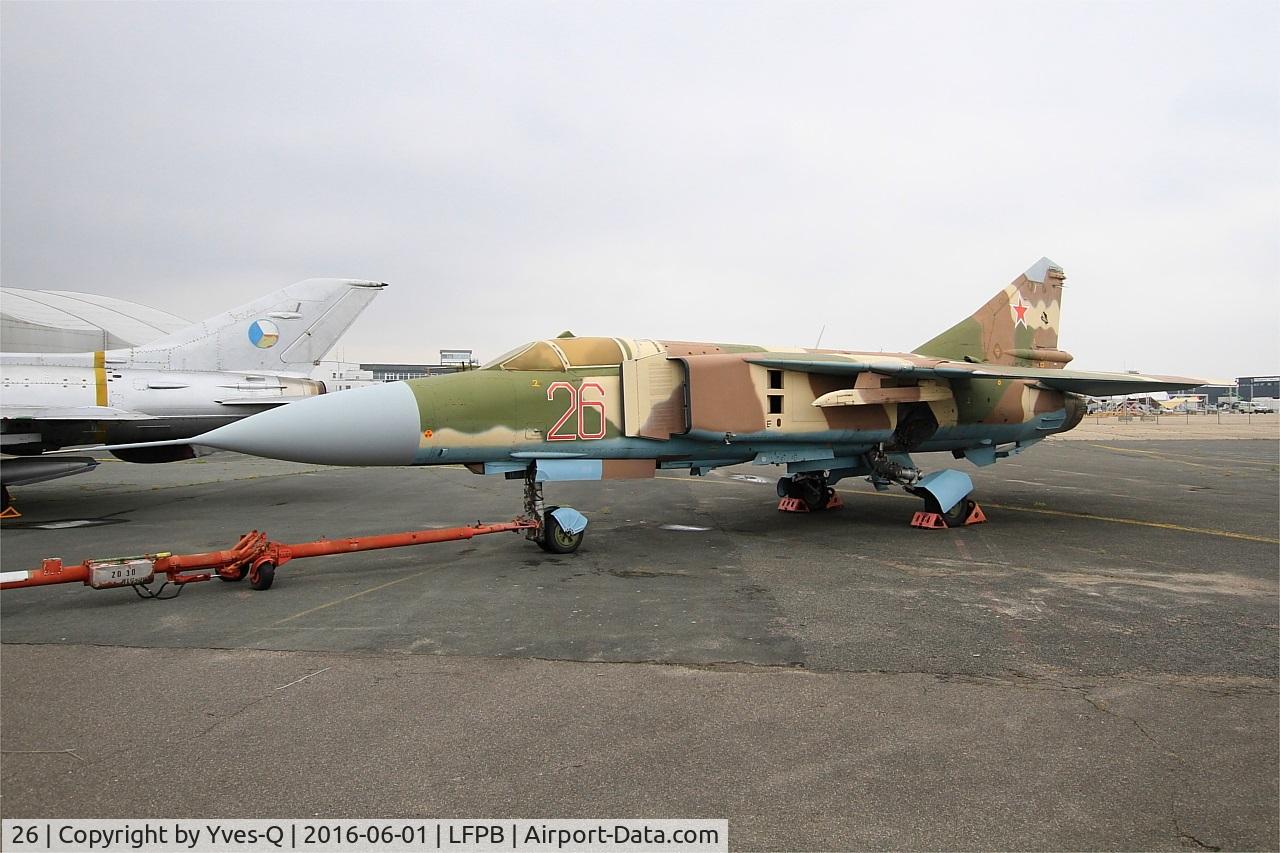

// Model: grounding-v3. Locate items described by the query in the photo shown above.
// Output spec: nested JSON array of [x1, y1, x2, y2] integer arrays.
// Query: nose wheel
[[538, 505, 585, 553]]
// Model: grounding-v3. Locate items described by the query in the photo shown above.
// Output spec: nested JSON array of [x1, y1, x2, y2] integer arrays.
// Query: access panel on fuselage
[[679, 355, 765, 436], [621, 355, 688, 439]]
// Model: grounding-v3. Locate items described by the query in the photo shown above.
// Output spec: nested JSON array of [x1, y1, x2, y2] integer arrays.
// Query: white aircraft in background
[[0, 278, 386, 511]]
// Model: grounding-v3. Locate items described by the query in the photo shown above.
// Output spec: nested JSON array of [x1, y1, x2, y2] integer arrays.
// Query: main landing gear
[[775, 473, 844, 512], [522, 468, 588, 553], [866, 448, 987, 529], [774, 447, 987, 528]]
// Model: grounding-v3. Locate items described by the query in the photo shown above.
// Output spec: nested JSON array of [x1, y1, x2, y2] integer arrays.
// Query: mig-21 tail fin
[[913, 257, 1072, 369], [119, 279, 387, 374]]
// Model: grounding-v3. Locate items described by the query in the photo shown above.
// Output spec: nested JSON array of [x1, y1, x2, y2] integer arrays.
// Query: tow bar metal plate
[[88, 559, 155, 589]]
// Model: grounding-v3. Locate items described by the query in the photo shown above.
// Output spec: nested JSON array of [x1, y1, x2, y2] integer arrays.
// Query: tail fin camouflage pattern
[[913, 257, 1072, 369]]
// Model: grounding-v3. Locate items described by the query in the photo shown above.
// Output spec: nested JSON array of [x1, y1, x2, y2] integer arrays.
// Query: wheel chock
[[910, 502, 987, 529], [0, 505, 21, 519], [778, 492, 844, 513]]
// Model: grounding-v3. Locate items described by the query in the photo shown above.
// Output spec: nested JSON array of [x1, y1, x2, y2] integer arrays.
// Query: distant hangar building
[[1, 287, 188, 352], [1237, 375, 1279, 401], [361, 351, 478, 382], [1179, 377, 1279, 405]]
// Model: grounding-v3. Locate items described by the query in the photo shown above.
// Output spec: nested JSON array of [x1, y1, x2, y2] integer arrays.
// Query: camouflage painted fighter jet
[[94, 259, 1204, 552]]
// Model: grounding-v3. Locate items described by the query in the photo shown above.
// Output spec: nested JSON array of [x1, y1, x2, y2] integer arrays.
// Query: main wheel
[[249, 561, 276, 590], [789, 477, 829, 511], [940, 498, 972, 526], [539, 508, 584, 554]]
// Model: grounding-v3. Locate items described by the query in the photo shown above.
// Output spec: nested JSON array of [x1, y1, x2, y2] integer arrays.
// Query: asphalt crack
[[5, 642, 1277, 691], [1079, 693, 1165, 752], [1174, 818, 1222, 851]]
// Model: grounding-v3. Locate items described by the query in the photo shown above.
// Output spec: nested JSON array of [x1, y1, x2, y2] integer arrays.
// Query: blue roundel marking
[[247, 320, 280, 348]]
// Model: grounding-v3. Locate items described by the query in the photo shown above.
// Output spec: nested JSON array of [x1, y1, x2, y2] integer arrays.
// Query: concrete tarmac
[[1, 439, 1277, 850]]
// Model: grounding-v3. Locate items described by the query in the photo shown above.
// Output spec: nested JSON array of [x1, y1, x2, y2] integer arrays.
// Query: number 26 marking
[[547, 381, 606, 440]]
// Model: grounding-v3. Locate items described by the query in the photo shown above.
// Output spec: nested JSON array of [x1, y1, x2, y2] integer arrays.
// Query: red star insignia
[[1012, 301, 1028, 326]]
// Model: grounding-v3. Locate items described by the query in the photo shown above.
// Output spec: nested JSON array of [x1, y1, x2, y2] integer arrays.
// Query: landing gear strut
[[866, 446, 922, 488]]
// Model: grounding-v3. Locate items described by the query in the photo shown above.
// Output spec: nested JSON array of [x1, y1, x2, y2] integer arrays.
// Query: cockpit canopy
[[483, 337, 627, 372]]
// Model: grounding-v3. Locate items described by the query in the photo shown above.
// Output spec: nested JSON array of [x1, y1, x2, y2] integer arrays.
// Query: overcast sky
[[3, 1, 1276, 379]]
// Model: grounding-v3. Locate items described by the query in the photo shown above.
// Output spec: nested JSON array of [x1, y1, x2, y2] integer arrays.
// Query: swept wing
[[747, 355, 1207, 397]]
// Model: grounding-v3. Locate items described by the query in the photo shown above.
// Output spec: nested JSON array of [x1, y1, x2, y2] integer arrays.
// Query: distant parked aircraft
[[1, 278, 385, 511]]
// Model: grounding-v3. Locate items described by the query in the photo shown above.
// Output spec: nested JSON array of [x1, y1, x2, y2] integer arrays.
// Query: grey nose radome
[[192, 381, 422, 466]]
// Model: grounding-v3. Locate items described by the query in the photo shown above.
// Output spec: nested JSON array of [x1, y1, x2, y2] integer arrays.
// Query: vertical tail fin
[[913, 257, 1073, 368], [117, 279, 386, 372]]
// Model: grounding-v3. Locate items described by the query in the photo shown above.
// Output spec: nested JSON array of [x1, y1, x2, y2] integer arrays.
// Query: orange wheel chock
[[0, 505, 21, 519], [911, 502, 988, 529], [777, 497, 810, 513], [910, 511, 949, 529]]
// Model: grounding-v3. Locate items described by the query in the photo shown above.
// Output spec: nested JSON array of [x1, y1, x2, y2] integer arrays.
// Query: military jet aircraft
[[1, 278, 385, 511], [86, 259, 1203, 551]]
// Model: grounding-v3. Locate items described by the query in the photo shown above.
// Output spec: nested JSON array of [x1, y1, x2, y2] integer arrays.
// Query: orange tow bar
[[0, 519, 540, 594]]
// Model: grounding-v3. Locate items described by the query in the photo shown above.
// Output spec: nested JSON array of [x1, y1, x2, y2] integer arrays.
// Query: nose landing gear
[[522, 468, 588, 553]]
